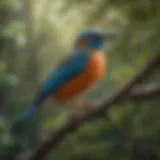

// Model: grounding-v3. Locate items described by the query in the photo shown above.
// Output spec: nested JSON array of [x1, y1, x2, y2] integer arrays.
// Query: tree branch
[[111, 83, 160, 104], [127, 83, 160, 101], [28, 54, 160, 160]]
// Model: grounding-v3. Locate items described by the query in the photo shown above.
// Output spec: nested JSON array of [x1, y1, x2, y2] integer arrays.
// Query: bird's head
[[75, 28, 116, 51]]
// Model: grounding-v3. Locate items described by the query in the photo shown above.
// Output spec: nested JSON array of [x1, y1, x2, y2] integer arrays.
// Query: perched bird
[[13, 28, 116, 128]]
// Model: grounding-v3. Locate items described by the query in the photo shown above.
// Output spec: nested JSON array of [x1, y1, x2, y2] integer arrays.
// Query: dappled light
[[0, 0, 160, 160]]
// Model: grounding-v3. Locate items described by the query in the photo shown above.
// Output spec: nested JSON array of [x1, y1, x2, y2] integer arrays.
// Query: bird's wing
[[39, 51, 90, 96], [11, 51, 90, 128], [57, 53, 74, 67]]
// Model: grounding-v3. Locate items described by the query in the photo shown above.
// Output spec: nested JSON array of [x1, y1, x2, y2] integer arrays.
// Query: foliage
[[0, 0, 160, 160]]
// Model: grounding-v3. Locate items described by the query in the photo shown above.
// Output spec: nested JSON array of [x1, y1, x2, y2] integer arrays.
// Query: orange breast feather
[[54, 50, 106, 103]]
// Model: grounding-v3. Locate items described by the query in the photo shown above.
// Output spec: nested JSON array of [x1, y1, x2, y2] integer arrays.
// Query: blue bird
[[12, 28, 116, 129]]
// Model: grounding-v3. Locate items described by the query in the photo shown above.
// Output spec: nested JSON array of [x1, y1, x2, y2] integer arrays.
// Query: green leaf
[[0, 0, 11, 7], [0, 62, 8, 72]]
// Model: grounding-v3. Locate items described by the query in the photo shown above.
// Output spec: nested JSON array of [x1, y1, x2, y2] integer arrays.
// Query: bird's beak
[[102, 33, 117, 41]]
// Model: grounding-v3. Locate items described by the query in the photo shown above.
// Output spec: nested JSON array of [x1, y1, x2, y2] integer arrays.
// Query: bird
[[12, 28, 116, 129]]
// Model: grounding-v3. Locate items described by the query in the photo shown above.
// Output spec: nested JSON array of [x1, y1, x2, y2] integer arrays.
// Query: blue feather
[[40, 50, 90, 95], [13, 50, 90, 127], [17, 104, 37, 122]]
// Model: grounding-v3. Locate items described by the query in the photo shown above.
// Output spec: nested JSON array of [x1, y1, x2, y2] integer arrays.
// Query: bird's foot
[[67, 100, 94, 123], [74, 99, 94, 112]]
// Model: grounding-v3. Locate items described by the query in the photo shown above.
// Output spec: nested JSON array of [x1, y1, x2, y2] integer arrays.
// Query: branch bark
[[99, 83, 160, 107], [126, 83, 160, 101], [28, 54, 160, 160]]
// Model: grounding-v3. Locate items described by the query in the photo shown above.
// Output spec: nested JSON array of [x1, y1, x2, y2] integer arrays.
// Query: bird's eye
[[92, 35, 98, 39], [88, 35, 100, 41]]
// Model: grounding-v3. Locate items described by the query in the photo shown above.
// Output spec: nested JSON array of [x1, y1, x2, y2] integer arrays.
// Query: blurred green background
[[0, 0, 160, 159]]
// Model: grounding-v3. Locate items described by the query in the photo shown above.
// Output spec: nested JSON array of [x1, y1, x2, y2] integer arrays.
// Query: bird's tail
[[11, 93, 45, 132], [17, 103, 37, 123], [11, 103, 38, 132]]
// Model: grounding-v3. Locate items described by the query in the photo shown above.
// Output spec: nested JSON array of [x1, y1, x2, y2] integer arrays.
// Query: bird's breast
[[86, 50, 106, 80], [54, 50, 106, 103]]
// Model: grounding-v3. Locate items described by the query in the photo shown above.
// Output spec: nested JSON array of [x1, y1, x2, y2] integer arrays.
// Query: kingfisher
[[13, 28, 116, 128]]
